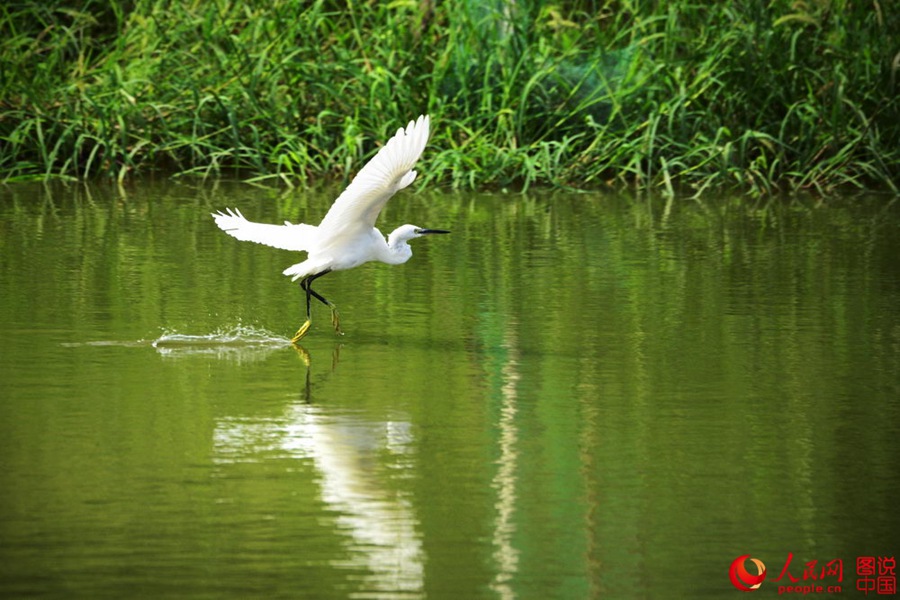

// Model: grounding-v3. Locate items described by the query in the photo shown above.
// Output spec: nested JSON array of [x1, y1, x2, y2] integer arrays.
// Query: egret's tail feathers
[[283, 261, 313, 282], [212, 208, 317, 252]]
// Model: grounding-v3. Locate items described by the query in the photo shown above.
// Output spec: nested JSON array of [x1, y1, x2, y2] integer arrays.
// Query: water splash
[[151, 325, 291, 359]]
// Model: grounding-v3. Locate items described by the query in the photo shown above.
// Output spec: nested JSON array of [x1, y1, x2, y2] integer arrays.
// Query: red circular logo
[[729, 555, 767, 592]]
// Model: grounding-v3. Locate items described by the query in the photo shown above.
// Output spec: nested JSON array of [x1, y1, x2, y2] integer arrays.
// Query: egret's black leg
[[293, 272, 324, 343], [304, 283, 342, 334], [304, 270, 342, 335], [292, 270, 341, 344], [304, 283, 331, 309]]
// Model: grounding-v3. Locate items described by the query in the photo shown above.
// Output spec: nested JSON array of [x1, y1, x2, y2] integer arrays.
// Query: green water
[[1, 181, 898, 598]]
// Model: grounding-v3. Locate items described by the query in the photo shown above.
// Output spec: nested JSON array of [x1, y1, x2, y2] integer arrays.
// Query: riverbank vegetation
[[2, 0, 898, 193]]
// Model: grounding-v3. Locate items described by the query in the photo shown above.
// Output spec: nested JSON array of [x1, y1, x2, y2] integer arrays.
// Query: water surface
[[1, 181, 898, 598]]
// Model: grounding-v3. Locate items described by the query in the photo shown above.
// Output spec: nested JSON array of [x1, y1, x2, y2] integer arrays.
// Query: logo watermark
[[730, 555, 767, 592], [728, 553, 896, 595]]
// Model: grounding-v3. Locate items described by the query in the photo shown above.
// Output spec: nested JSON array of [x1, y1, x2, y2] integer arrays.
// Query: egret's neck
[[383, 229, 414, 265]]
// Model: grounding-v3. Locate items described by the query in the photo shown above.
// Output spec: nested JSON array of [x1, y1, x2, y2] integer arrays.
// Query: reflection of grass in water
[[2, 0, 897, 193]]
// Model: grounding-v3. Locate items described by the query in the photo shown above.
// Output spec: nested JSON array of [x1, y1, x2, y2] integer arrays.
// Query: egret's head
[[389, 224, 451, 245]]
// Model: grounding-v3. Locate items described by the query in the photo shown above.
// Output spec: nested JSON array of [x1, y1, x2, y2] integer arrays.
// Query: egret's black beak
[[417, 229, 451, 235]]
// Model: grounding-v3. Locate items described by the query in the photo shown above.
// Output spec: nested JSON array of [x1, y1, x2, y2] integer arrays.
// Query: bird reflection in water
[[212, 344, 425, 595]]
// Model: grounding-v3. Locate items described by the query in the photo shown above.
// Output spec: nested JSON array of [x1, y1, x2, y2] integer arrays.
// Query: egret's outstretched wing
[[318, 115, 430, 236], [212, 208, 317, 252]]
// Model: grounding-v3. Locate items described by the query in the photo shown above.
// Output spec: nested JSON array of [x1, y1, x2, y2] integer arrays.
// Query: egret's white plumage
[[212, 115, 448, 343], [212, 208, 316, 252]]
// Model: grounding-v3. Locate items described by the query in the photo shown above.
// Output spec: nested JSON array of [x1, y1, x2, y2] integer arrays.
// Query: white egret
[[212, 115, 448, 343]]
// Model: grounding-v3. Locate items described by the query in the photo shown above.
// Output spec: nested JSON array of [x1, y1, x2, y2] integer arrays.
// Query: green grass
[[2, 0, 898, 194]]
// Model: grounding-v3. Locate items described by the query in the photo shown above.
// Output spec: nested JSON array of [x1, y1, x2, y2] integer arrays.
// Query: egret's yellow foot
[[292, 319, 311, 344], [330, 307, 343, 335]]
